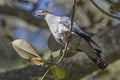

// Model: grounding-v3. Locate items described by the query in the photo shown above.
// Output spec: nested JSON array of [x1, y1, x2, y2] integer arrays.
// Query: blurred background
[[0, 0, 120, 80]]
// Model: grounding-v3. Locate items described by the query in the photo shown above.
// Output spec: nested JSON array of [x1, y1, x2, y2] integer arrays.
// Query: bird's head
[[35, 10, 48, 16]]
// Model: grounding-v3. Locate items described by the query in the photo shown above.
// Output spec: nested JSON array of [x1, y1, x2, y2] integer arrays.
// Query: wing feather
[[60, 16, 101, 49]]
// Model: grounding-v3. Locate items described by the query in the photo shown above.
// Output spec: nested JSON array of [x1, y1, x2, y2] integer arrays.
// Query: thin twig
[[56, 0, 76, 64], [90, 0, 120, 20], [40, 68, 50, 80]]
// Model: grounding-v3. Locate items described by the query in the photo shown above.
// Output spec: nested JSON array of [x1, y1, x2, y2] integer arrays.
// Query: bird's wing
[[48, 34, 62, 51], [60, 16, 89, 35], [60, 16, 101, 49]]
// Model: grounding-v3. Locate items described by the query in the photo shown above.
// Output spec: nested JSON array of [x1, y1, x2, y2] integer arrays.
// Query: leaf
[[64, 49, 79, 58], [59, 47, 79, 58], [47, 34, 62, 52], [12, 39, 40, 59], [12, 39, 43, 65], [30, 57, 43, 65], [110, 2, 120, 14], [48, 65, 66, 80]]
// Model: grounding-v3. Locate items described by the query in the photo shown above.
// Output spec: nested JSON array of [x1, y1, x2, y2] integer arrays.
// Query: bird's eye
[[41, 11, 44, 13]]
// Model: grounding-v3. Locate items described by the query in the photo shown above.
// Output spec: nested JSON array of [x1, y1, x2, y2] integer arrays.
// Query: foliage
[[12, 39, 66, 80], [1, 0, 120, 80], [12, 39, 43, 65], [48, 65, 66, 80]]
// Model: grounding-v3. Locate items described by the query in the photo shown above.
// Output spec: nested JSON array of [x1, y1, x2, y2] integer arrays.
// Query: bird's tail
[[97, 57, 108, 70], [88, 49, 108, 70]]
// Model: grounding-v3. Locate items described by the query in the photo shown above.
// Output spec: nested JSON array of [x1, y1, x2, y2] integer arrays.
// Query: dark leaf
[[110, 2, 120, 14], [48, 34, 62, 51], [60, 49, 79, 58]]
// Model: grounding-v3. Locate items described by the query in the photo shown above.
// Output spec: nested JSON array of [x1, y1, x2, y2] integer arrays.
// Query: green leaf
[[48, 65, 66, 80], [61, 49, 79, 58], [65, 50, 78, 57]]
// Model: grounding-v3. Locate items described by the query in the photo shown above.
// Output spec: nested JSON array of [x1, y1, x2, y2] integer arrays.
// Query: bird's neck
[[45, 13, 58, 21], [45, 13, 60, 36], [45, 13, 60, 27]]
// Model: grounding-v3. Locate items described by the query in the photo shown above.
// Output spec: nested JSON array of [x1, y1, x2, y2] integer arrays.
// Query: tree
[[0, 0, 120, 80]]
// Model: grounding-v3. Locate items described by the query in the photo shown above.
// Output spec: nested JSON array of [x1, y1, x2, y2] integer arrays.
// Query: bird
[[35, 10, 108, 69]]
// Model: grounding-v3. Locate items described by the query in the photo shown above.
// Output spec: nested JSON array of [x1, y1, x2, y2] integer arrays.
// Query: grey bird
[[35, 10, 108, 69]]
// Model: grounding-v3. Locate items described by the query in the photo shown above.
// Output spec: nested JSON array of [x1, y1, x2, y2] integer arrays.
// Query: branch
[[90, 0, 120, 20], [57, 0, 76, 64], [62, 25, 120, 79], [0, 26, 120, 80], [0, 6, 47, 27]]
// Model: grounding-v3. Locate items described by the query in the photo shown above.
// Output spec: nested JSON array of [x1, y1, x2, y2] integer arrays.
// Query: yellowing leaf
[[30, 57, 43, 65], [48, 65, 66, 80], [12, 39, 43, 65]]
